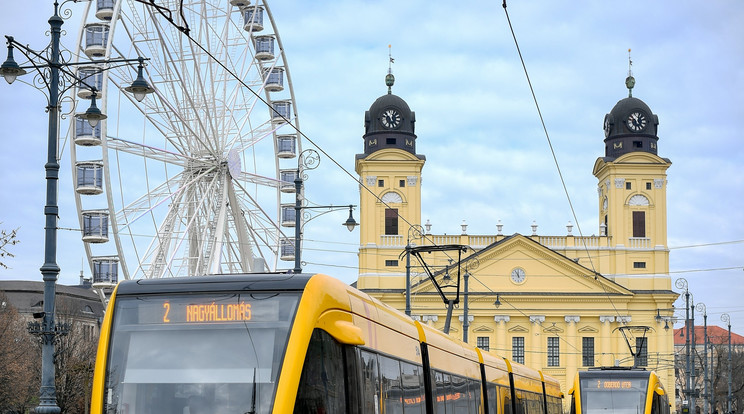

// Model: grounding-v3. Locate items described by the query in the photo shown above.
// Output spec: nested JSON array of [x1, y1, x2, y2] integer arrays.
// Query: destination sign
[[582, 378, 646, 391], [115, 292, 292, 326], [162, 301, 253, 323], [596, 380, 633, 389]]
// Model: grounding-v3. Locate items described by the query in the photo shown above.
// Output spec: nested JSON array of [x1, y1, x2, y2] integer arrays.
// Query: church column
[[565, 316, 580, 383], [529, 315, 545, 368], [599, 316, 615, 366], [494, 315, 510, 356]]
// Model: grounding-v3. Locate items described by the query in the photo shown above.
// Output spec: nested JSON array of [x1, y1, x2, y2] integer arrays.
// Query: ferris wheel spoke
[[145, 169, 223, 278], [106, 136, 195, 167]]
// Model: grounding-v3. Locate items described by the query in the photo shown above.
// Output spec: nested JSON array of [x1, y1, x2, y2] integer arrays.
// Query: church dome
[[365, 92, 415, 135], [360, 74, 417, 156], [602, 78, 659, 159]]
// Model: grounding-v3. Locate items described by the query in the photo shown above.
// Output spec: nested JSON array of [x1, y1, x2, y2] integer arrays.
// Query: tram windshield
[[103, 292, 299, 414], [580, 377, 649, 414]]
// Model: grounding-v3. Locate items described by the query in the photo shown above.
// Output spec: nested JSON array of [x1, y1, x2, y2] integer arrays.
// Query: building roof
[[673, 325, 744, 346], [0, 280, 105, 319]]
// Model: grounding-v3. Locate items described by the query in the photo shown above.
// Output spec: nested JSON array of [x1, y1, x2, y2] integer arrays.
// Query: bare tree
[[53, 296, 99, 414], [0, 292, 39, 413], [710, 342, 743, 414], [0, 224, 20, 269]]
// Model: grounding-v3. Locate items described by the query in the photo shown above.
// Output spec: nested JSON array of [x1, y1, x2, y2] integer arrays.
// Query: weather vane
[[626, 48, 635, 97], [386, 44, 395, 94]]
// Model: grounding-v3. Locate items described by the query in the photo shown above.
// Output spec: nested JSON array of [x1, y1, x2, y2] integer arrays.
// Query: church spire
[[386, 44, 395, 94], [625, 48, 635, 97]]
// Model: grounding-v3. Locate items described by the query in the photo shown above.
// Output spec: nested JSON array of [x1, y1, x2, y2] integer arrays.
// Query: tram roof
[[115, 273, 312, 295]]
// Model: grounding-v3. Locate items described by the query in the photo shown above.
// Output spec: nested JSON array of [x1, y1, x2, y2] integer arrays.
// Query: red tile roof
[[673, 325, 744, 346]]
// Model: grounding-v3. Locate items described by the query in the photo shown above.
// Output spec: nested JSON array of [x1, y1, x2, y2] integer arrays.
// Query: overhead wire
[[136, 2, 717, 362]]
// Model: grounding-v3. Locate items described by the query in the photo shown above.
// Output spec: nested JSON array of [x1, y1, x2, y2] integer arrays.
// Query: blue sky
[[1, 1, 742, 334]]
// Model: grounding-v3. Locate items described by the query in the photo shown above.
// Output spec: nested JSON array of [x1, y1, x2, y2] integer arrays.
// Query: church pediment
[[543, 324, 564, 334], [411, 234, 632, 298], [508, 325, 529, 333], [578, 325, 598, 333], [473, 325, 493, 333]]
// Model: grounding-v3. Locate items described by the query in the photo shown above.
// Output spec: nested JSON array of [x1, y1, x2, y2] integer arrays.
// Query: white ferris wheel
[[68, 0, 300, 291]]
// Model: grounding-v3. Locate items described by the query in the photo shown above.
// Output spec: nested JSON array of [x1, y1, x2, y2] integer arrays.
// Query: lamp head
[[494, 294, 502, 308], [343, 206, 358, 232], [77, 90, 107, 127], [124, 58, 154, 102], [1, 40, 26, 84]]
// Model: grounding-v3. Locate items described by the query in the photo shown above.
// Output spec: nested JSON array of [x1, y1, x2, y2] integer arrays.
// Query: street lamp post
[[677, 277, 696, 413], [404, 224, 424, 316], [462, 271, 469, 343], [697, 302, 709, 414], [0, 2, 154, 412], [292, 149, 357, 273], [720, 313, 732, 414]]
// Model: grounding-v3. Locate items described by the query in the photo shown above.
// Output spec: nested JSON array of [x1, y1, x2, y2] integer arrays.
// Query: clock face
[[510, 267, 526, 284], [626, 111, 647, 132], [381, 108, 402, 129], [603, 115, 612, 137]]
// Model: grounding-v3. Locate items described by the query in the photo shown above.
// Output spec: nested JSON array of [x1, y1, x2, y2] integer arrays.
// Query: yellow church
[[354, 72, 678, 404]]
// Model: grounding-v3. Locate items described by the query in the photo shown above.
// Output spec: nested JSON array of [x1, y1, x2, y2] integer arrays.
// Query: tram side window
[[547, 396, 562, 414], [434, 371, 452, 414], [515, 390, 544, 414], [400, 361, 425, 414], [652, 391, 669, 414], [360, 350, 381, 414], [380, 357, 404, 414], [485, 383, 498, 414], [503, 387, 513, 414], [294, 329, 347, 414], [452, 374, 470, 413], [467, 378, 482, 414]]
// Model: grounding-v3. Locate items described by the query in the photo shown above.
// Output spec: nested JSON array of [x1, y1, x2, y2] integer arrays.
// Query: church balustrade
[[430, 235, 459, 245], [628, 237, 650, 248], [380, 234, 404, 247], [468, 235, 497, 248], [539, 236, 566, 248]]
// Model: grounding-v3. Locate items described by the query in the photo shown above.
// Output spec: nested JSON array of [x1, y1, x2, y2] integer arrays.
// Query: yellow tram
[[91, 273, 562, 413], [569, 368, 669, 414]]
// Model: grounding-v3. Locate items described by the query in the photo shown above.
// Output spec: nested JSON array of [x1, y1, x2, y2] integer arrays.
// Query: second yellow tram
[[569, 368, 669, 414]]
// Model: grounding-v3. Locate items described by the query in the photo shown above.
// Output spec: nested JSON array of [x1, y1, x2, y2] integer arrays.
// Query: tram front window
[[104, 292, 299, 414], [580, 377, 649, 414]]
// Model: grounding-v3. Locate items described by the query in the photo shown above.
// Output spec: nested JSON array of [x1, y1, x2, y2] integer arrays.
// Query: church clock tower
[[355, 72, 425, 289], [593, 73, 671, 286]]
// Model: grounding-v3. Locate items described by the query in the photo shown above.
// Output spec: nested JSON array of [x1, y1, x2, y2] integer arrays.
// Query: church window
[[477, 337, 490, 352], [646, 182, 652, 190], [385, 208, 398, 235], [633, 140, 643, 148], [582, 337, 594, 367], [399, 179, 405, 188], [632, 211, 646, 237], [626, 182, 632, 190], [633, 262, 646, 269], [635, 337, 648, 367], [386, 138, 396, 145], [378, 179, 384, 187], [385, 260, 398, 267], [512, 337, 525, 364], [547, 337, 560, 367]]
